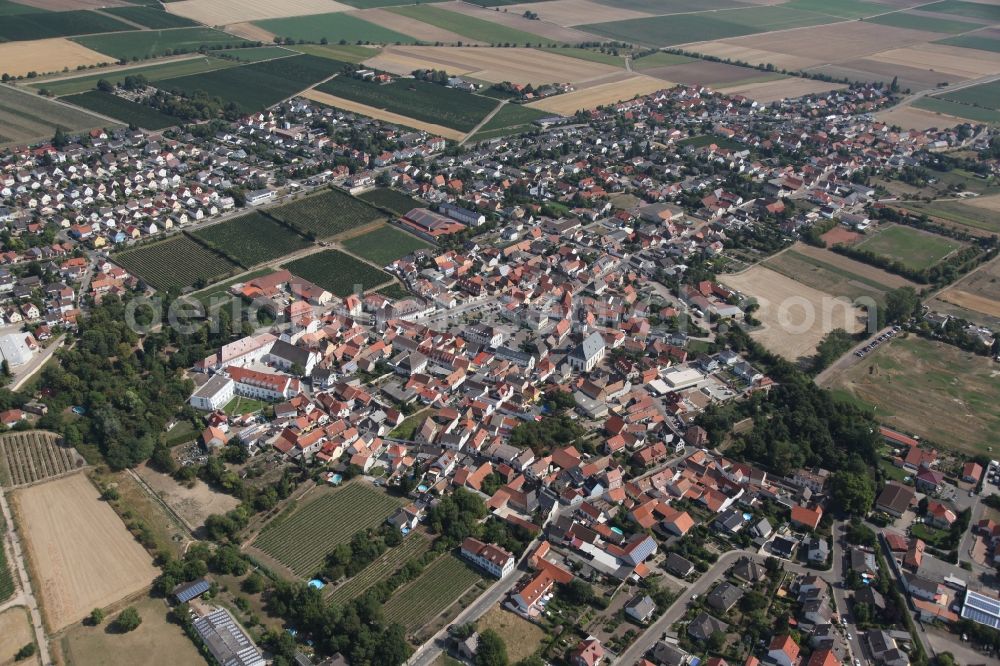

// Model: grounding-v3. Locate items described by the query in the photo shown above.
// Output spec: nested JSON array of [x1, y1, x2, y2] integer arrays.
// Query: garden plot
[[0, 431, 85, 488]]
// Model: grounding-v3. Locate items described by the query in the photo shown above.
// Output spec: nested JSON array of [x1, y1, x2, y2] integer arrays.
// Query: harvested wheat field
[[0, 607, 35, 666], [355, 9, 477, 44], [0, 38, 110, 78], [168, 0, 351, 26], [12, 472, 158, 632], [718, 77, 845, 102], [877, 104, 970, 129], [16, 0, 128, 8], [939, 289, 1000, 318], [302, 88, 466, 140], [686, 42, 815, 71], [961, 194, 1000, 212], [437, 1, 601, 43], [136, 463, 239, 531], [693, 21, 943, 70], [504, 0, 653, 26], [365, 45, 619, 86], [869, 43, 1000, 80], [526, 74, 665, 114], [225, 21, 276, 42], [721, 265, 865, 361], [641, 59, 776, 86]]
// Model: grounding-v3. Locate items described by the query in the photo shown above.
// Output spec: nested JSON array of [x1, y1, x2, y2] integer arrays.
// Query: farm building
[[193, 607, 265, 666], [398, 208, 465, 240], [173, 578, 210, 603]]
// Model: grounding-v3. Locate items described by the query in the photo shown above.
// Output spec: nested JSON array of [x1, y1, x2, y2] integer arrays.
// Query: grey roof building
[[687, 611, 729, 641], [707, 581, 743, 613], [193, 607, 265, 666], [566, 331, 606, 372]]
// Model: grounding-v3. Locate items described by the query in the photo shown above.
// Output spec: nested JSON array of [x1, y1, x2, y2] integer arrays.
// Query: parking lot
[[854, 325, 902, 359]]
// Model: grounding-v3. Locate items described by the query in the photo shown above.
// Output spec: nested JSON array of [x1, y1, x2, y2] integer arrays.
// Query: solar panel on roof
[[962, 591, 1000, 629]]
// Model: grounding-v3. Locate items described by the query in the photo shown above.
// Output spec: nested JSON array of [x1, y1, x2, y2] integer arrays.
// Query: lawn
[[254, 12, 417, 44], [343, 225, 431, 266], [823, 335, 1000, 454], [32, 56, 239, 96], [316, 76, 498, 133], [477, 607, 547, 663], [223, 395, 268, 415], [357, 188, 427, 216], [284, 250, 393, 297], [388, 5, 551, 45], [856, 225, 963, 271], [0, 10, 131, 42], [382, 554, 483, 632], [62, 90, 178, 130], [910, 523, 955, 550], [582, 6, 837, 47], [268, 188, 383, 239], [73, 27, 249, 61], [890, 198, 1000, 234], [114, 235, 239, 291], [157, 53, 344, 113], [864, 11, 979, 34], [389, 409, 431, 440], [192, 212, 311, 267], [327, 532, 431, 604], [251, 482, 404, 578]]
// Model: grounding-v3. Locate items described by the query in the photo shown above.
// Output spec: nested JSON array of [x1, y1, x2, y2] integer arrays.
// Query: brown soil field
[[436, 0, 602, 43], [167, 0, 351, 25], [11, 472, 158, 632], [225, 21, 276, 42], [503, 0, 652, 26], [721, 264, 865, 362], [718, 77, 844, 102], [876, 105, 967, 130], [58, 596, 202, 666], [841, 57, 966, 89], [301, 88, 466, 140], [929, 255, 1000, 329], [685, 43, 815, 71], [0, 39, 111, 78], [0, 607, 36, 666], [526, 73, 665, 114], [135, 462, 240, 531], [695, 22, 943, 69], [869, 43, 1000, 79], [477, 606, 546, 663], [641, 59, 771, 85], [17, 0, 128, 8], [364, 45, 619, 86], [821, 226, 861, 246], [355, 8, 479, 44]]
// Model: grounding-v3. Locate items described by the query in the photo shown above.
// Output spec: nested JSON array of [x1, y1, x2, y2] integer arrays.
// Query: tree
[[115, 607, 142, 632], [89, 608, 105, 625], [14, 644, 35, 661], [96, 78, 114, 92], [831, 470, 875, 516], [740, 590, 768, 613], [706, 630, 725, 652], [243, 572, 265, 594], [884, 286, 919, 324], [475, 630, 508, 666]]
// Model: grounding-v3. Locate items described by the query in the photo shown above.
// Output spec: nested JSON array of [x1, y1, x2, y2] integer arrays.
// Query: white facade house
[[190, 374, 235, 411], [461, 537, 515, 578], [567, 332, 606, 373]]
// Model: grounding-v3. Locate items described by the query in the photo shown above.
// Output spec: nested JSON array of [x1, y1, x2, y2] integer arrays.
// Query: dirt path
[[0, 486, 51, 665], [92, 8, 146, 30], [460, 99, 506, 146]]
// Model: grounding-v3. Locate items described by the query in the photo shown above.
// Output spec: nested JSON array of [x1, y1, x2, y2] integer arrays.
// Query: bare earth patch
[[302, 88, 466, 140], [0, 607, 35, 666], [526, 73, 665, 115], [876, 105, 966, 130], [436, 0, 603, 43], [0, 39, 111, 78], [721, 265, 865, 361], [820, 226, 861, 246], [717, 77, 845, 103], [12, 472, 158, 632], [364, 45, 620, 86], [502, 0, 652, 26], [135, 463, 240, 531], [168, 0, 351, 26]]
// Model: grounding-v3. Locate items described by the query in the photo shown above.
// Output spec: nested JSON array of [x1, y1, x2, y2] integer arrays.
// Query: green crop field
[[291, 43, 381, 63], [382, 554, 482, 631], [284, 250, 392, 296], [594, 0, 744, 11], [936, 33, 1000, 53], [921, 0, 1000, 21], [31, 56, 239, 96], [269, 188, 382, 239], [0, 10, 131, 42], [856, 225, 963, 270], [157, 53, 343, 112], [632, 52, 695, 70], [864, 11, 978, 33], [343, 225, 431, 265], [101, 6, 199, 28], [913, 96, 1000, 123], [0, 84, 110, 147], [192, 212, 310, 267], [340, 0, 443, 5], [327, 532, 431, 604], [388, 5, 550, 45], [223, 46, 296, 62], [317, 76, 497, 132], [251, 482, 403, 578], [73, 28, 250, 61], [541, 47, 625, 67], [0, 0, 42, 15], [468, 102, 548, 141], [357, 188, 427, 216], [255, 12, 417, 44], [582, 6, 837, 47], [782, 0, 884, 19], [114, 235, 239, 291], [63, 90, 178, 129], [938, 79, 1000, 111], [465, 0, 546, 6], [889, 199, 1000, 234]]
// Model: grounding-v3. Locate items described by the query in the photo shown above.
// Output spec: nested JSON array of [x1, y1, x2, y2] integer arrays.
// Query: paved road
[[813, 327, 896, 387], [0, 486, 51, 665], [829, 521, 866, 664], [10, 334, 65, 392]]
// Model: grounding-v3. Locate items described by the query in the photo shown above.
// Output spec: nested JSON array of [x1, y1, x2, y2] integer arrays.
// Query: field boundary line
[[124, 468, 196, 540], [460, 98, 506, 146]]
